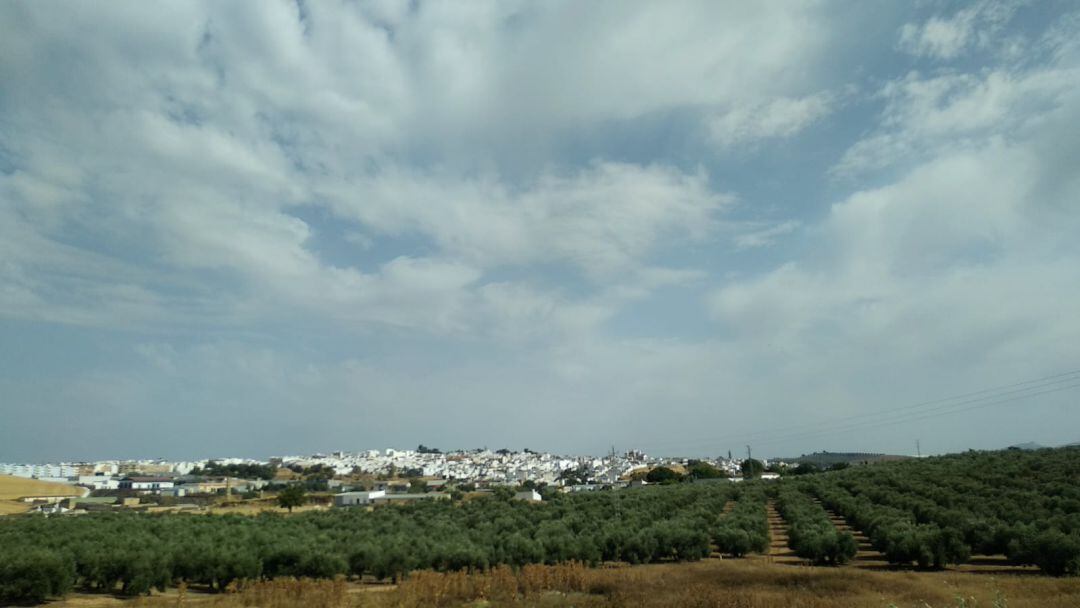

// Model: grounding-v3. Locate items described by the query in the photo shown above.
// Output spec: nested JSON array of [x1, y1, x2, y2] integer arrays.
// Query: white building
[[514, 490, 542, 502], [118, 477, 175, 492], [78, 476, 119, 490], [333, 490, 386, 507]]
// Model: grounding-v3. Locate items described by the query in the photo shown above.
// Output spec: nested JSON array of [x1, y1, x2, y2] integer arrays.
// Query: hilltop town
[[0, 446, 771, 515]]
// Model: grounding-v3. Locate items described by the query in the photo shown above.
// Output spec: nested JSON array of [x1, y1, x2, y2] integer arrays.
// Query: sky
[[2, 1, 1080, 462]]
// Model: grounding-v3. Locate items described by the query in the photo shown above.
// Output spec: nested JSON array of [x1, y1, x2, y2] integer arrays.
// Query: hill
[[0, 474, 83, 515], [781, 451, 910, 467], [1008, 441, 1046, 450]]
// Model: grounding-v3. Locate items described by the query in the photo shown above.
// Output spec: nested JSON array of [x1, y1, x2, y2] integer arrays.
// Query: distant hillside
[[781, 451, 911, 467], [1007, 442, 1046, 451]]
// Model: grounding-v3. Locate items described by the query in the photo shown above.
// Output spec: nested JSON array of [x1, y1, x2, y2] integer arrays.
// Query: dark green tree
[[645, 466, 682, 484], [740, 459, 765, 479], [276, 485, 307, 513], [687, 462, 726, 479]]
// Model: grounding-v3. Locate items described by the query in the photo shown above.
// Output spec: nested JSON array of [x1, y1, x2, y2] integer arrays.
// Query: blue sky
[[2, 1, 1079, 461]]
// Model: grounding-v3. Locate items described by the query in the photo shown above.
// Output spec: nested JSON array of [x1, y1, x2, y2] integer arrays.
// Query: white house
[[514, 490, 542, 502], [333, 490, 386, 507], [78, 476, 119, 490]]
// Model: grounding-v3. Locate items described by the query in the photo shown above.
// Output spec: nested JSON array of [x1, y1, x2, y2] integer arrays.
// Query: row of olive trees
[[810, 480, 975, 569], [713, 487, 770, 557], [805, 447, 1080, 574], [775, 487, 857, 565], [0, 483, 738, 603]]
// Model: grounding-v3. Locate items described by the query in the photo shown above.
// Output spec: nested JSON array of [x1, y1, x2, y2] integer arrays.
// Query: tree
[[558, 466, 587, 486], [740, 459, 765, 479], [645, 466, 682, 484], [277, 485, 307, 513], [409, 478, 428, 494], [687, 462, 726, 479]]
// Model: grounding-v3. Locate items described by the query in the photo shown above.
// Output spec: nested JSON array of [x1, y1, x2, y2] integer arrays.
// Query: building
[[78, 475, 119, 490], [333, 490, 386, 507], [371, 493, 449, 505], [118, 477, 175, 492], [514, 490, 542, 502]]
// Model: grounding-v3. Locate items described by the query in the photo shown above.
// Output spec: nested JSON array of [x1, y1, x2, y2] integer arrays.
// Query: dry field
[[46, 558, 1080, 608], [0, 473, 83, 515], [204, 498, 331, 515]]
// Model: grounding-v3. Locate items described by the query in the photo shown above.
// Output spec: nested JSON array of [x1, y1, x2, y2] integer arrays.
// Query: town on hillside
[[0, 445, 866, 515]]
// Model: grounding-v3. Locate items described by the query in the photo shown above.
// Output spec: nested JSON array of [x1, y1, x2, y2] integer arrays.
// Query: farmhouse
[[514, 489, 543, 502], [333, 490, 386, 507]]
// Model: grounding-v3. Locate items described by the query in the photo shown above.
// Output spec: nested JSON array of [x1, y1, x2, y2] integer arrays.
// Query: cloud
[[320, 162, 730, 279], [733, 220, 801, 250], [832, 64, 1079, 176], [3, 2, 1080, 461], [897, 1, 1019, 60], [709, 94, 835, 149], [1, 1, 806, 338], [711, 69, 1080, 428]]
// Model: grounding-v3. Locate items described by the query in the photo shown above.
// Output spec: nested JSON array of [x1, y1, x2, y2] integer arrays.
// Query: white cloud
[[4, 2, 1079, 459], [1, 1, 818, 338], [897, 1, 1020, 60], [320, 162, 729, 279], [709, 94, 834, 148], [832, 64, 1079, 176], [734, 220, 801, 250], [712, 90, 1080, 422]]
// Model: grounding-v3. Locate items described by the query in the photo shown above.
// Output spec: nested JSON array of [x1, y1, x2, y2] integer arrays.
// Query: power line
[[749, 380, 1080, 448], [630, 368, 1080, 453]]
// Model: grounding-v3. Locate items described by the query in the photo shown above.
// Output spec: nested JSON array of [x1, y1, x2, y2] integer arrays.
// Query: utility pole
[[916, 439, 921, 458]]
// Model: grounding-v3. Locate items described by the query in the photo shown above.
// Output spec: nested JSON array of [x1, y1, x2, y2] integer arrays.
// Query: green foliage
[[776, 487, 857, 565], [191, 461, 277, 480], [805, 446, 1080, 573], [2, 446, 1078, 605], [0, 549, 75, 604], [276, 485, 307, 512], [713, 487, 770, 557], [740, 459, 765, 479], [0, 483, 742, 600], [645, 466, 683, 484], [790, 463, 820, 476], [687, 462, 727, 480], [558, 466, 588, 486]]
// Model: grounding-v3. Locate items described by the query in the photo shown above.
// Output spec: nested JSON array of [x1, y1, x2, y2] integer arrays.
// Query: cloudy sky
[[2, 1, 1079, 462]]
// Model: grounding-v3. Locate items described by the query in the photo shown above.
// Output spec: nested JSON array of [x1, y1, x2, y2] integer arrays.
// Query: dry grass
[[0, 499, 32, 515], [0, 474, 83, 515], [0, 474, 83, 500], [52, 559, 1080, 608], [206, 500, 330, 515]]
